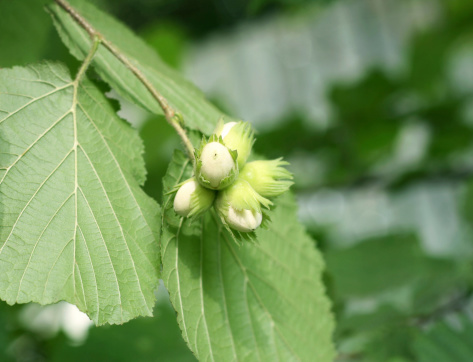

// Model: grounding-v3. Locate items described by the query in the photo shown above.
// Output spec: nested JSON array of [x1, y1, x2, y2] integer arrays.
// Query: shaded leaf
[[0, 0, 52, 68], [50, 298, 197, 362], [325, 234, 455, 298], [413, 314, 473, 362]]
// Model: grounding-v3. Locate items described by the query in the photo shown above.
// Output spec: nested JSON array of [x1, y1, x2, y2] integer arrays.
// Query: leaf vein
[[216, 222, 239, 361], [199, 218, 215, 362], [78, 144, 151, 315], [0, 109, 72, 185], [16, 191, 74, 301], [77, 224, 100, 323], [0, 148, 74, 256], [77, 186, 124, 323], [76, 98, 156, 273], [0, 84, 71, 125]]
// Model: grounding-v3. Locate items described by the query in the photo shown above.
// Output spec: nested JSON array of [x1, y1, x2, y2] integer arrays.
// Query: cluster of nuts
[[173, 120, 293, 232]]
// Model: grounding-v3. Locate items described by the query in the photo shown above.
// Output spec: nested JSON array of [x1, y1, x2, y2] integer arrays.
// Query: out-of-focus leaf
[[329, 71, 401, 171], [140, 116, 179, 202], [48, 0, 235, 135], [140, 22, 188, 69], [50, 300, 197, 362], [325, 234, 455, 298], [161, 151, 335, 361], [0, 62, 160, 325], [0, 0, 52, 68], [419, 100, 472, 160], [338, 305, 406, 336], [363, 325, 416, 362], [413, 314, 473, 362]]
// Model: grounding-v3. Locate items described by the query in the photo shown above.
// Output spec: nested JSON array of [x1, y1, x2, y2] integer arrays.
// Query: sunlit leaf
[[0, 62, 160, 325], [161, 151, 335, 361]]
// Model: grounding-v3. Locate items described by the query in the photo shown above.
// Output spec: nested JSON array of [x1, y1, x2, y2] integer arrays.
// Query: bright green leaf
[[0, 62, 160, 325], [161, 151, 335, 362], [47, 0, 234, 135]]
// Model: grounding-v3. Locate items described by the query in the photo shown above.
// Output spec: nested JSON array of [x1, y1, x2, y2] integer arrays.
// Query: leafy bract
[[0, 62, 160, 325], [161, 151, 335, 362], [48, 0, 234, 135]]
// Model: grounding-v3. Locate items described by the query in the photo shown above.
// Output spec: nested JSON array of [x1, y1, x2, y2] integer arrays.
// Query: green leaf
[[47, 0, 234, 135], [413, 314, 473, 362], [161, 151, 335, 361], [50, 298, 197, 362], [0, 62, 160, 325], [0, 0, 52, 68], [325, 234, 454, 298]]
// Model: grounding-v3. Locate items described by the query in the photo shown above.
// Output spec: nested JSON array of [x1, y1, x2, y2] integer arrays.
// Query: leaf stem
[[74, 35, 101, 83], [54, 0, 195, 161]]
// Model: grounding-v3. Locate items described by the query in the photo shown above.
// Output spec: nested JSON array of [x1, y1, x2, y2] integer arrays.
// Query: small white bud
[[226, 207, 262, 232]]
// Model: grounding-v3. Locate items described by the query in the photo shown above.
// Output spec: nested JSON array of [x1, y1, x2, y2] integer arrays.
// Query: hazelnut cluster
[[172, 120, 293, 233]]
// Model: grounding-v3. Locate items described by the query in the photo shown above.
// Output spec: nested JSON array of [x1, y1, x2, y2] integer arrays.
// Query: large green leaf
[[47, 0, 233, 135], [161, 151, 335, 361], [0, 62, 160, 325]]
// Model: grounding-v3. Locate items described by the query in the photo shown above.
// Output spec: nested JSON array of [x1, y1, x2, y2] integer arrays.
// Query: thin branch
[[54, 0, 195, 161]]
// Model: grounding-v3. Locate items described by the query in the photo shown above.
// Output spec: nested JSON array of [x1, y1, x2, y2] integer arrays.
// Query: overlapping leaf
[[0, 62, 160, 325], [47, 0, 234, 135], [161, 151, 335, 361]]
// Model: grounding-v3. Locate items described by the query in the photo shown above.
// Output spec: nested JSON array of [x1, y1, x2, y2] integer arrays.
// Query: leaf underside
[[161, 151, 335, 362], [47, 0, 236, 136], [0, 62, 160, 325]]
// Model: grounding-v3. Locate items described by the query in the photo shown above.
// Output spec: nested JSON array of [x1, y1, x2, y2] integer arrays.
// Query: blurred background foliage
[[1, 0, 473, 360]]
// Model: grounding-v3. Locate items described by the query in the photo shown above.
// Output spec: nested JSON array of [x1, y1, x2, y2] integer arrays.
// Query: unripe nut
[[200, 142, 236, 188], [173, 181, 196, 217], [215, 178, 271, 232], [220, 122, 238, 138], [173, 179, 215, 217], [226, 207, 262, 232], [240, 159, 293, 198], [215, 120, 254, 169]]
